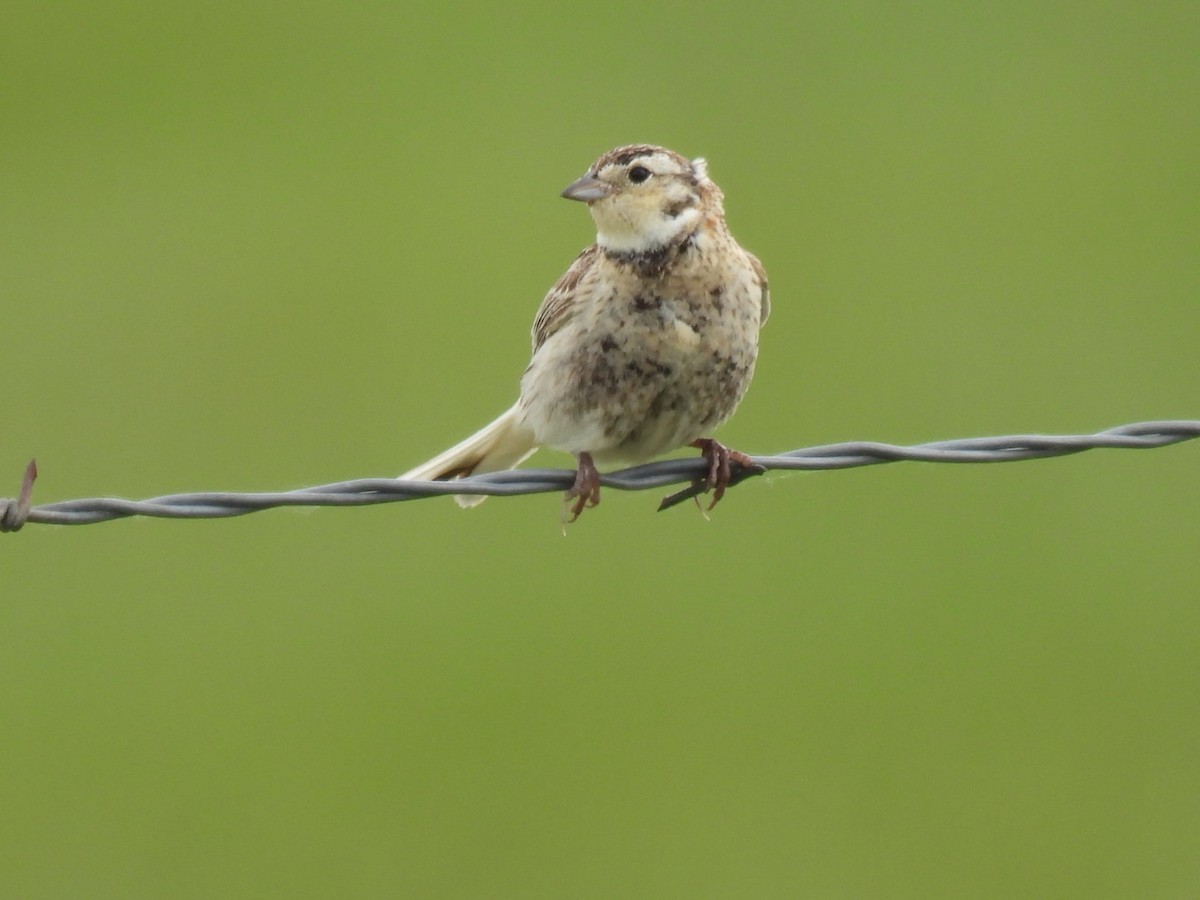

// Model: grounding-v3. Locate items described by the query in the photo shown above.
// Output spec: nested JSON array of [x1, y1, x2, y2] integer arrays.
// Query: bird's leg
[[689, 438, 754, 509], [563, 451, 602, 523]]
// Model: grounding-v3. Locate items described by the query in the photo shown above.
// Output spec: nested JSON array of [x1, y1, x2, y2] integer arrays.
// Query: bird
[[400, 143, 770, 520]]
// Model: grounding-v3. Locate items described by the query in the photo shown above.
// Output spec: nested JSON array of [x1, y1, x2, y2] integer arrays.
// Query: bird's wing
[[531, 244, 599, 352], [747, 250, 770, 326]]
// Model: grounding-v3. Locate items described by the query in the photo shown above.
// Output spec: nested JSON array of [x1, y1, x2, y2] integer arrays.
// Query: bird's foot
[[563, 452, 602, 524], [689, 438, 754, 510]]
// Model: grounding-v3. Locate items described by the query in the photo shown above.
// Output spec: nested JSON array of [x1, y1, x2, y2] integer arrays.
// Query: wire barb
[[0, 459, 38, 533], [3, 421, 1197, 531]]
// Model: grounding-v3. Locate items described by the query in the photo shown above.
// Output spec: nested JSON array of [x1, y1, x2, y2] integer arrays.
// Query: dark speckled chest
[[565, 235, 761, 447]]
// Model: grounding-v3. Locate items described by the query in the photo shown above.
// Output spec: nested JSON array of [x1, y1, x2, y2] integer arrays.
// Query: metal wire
[[2, 420, 1196, 531]]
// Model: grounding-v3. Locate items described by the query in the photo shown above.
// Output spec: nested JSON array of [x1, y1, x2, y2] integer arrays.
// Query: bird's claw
[[563, 452, 602, 524]]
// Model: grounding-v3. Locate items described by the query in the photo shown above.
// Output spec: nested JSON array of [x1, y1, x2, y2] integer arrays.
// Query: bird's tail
[[399, 403, 537, 508]]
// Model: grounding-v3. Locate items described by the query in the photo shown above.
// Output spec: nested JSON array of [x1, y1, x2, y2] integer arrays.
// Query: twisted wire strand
[[2, 420, 1196, 531]]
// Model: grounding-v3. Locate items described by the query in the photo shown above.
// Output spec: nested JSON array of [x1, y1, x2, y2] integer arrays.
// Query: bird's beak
[[561, 174, 613, 203]]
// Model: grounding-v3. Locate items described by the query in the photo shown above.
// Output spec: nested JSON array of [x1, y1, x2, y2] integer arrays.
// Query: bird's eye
[[628, 165, 652, 184]]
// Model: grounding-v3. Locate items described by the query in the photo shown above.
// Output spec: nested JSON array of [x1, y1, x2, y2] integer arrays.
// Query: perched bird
[[401, 144, 770, 519]]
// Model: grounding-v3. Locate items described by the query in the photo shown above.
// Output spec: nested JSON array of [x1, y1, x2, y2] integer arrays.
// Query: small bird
[[401, 144, 770, 519]]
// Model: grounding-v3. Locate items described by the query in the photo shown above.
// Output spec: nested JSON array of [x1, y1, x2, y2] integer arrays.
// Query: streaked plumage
[[401, 144, 769, 519]]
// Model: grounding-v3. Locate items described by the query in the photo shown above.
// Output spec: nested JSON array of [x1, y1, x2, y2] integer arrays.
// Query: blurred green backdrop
[[3, 2, 1198, 897]]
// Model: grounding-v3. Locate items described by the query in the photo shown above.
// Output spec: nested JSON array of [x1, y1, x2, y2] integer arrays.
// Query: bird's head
[[561, 144, 722, 254]]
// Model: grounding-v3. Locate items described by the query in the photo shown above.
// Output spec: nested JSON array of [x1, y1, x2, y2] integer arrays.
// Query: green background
[[4, 2, 1198, 897]]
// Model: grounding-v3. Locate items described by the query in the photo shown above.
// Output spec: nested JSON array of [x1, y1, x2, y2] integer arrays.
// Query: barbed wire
[[2, 420, 1196, 532]]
